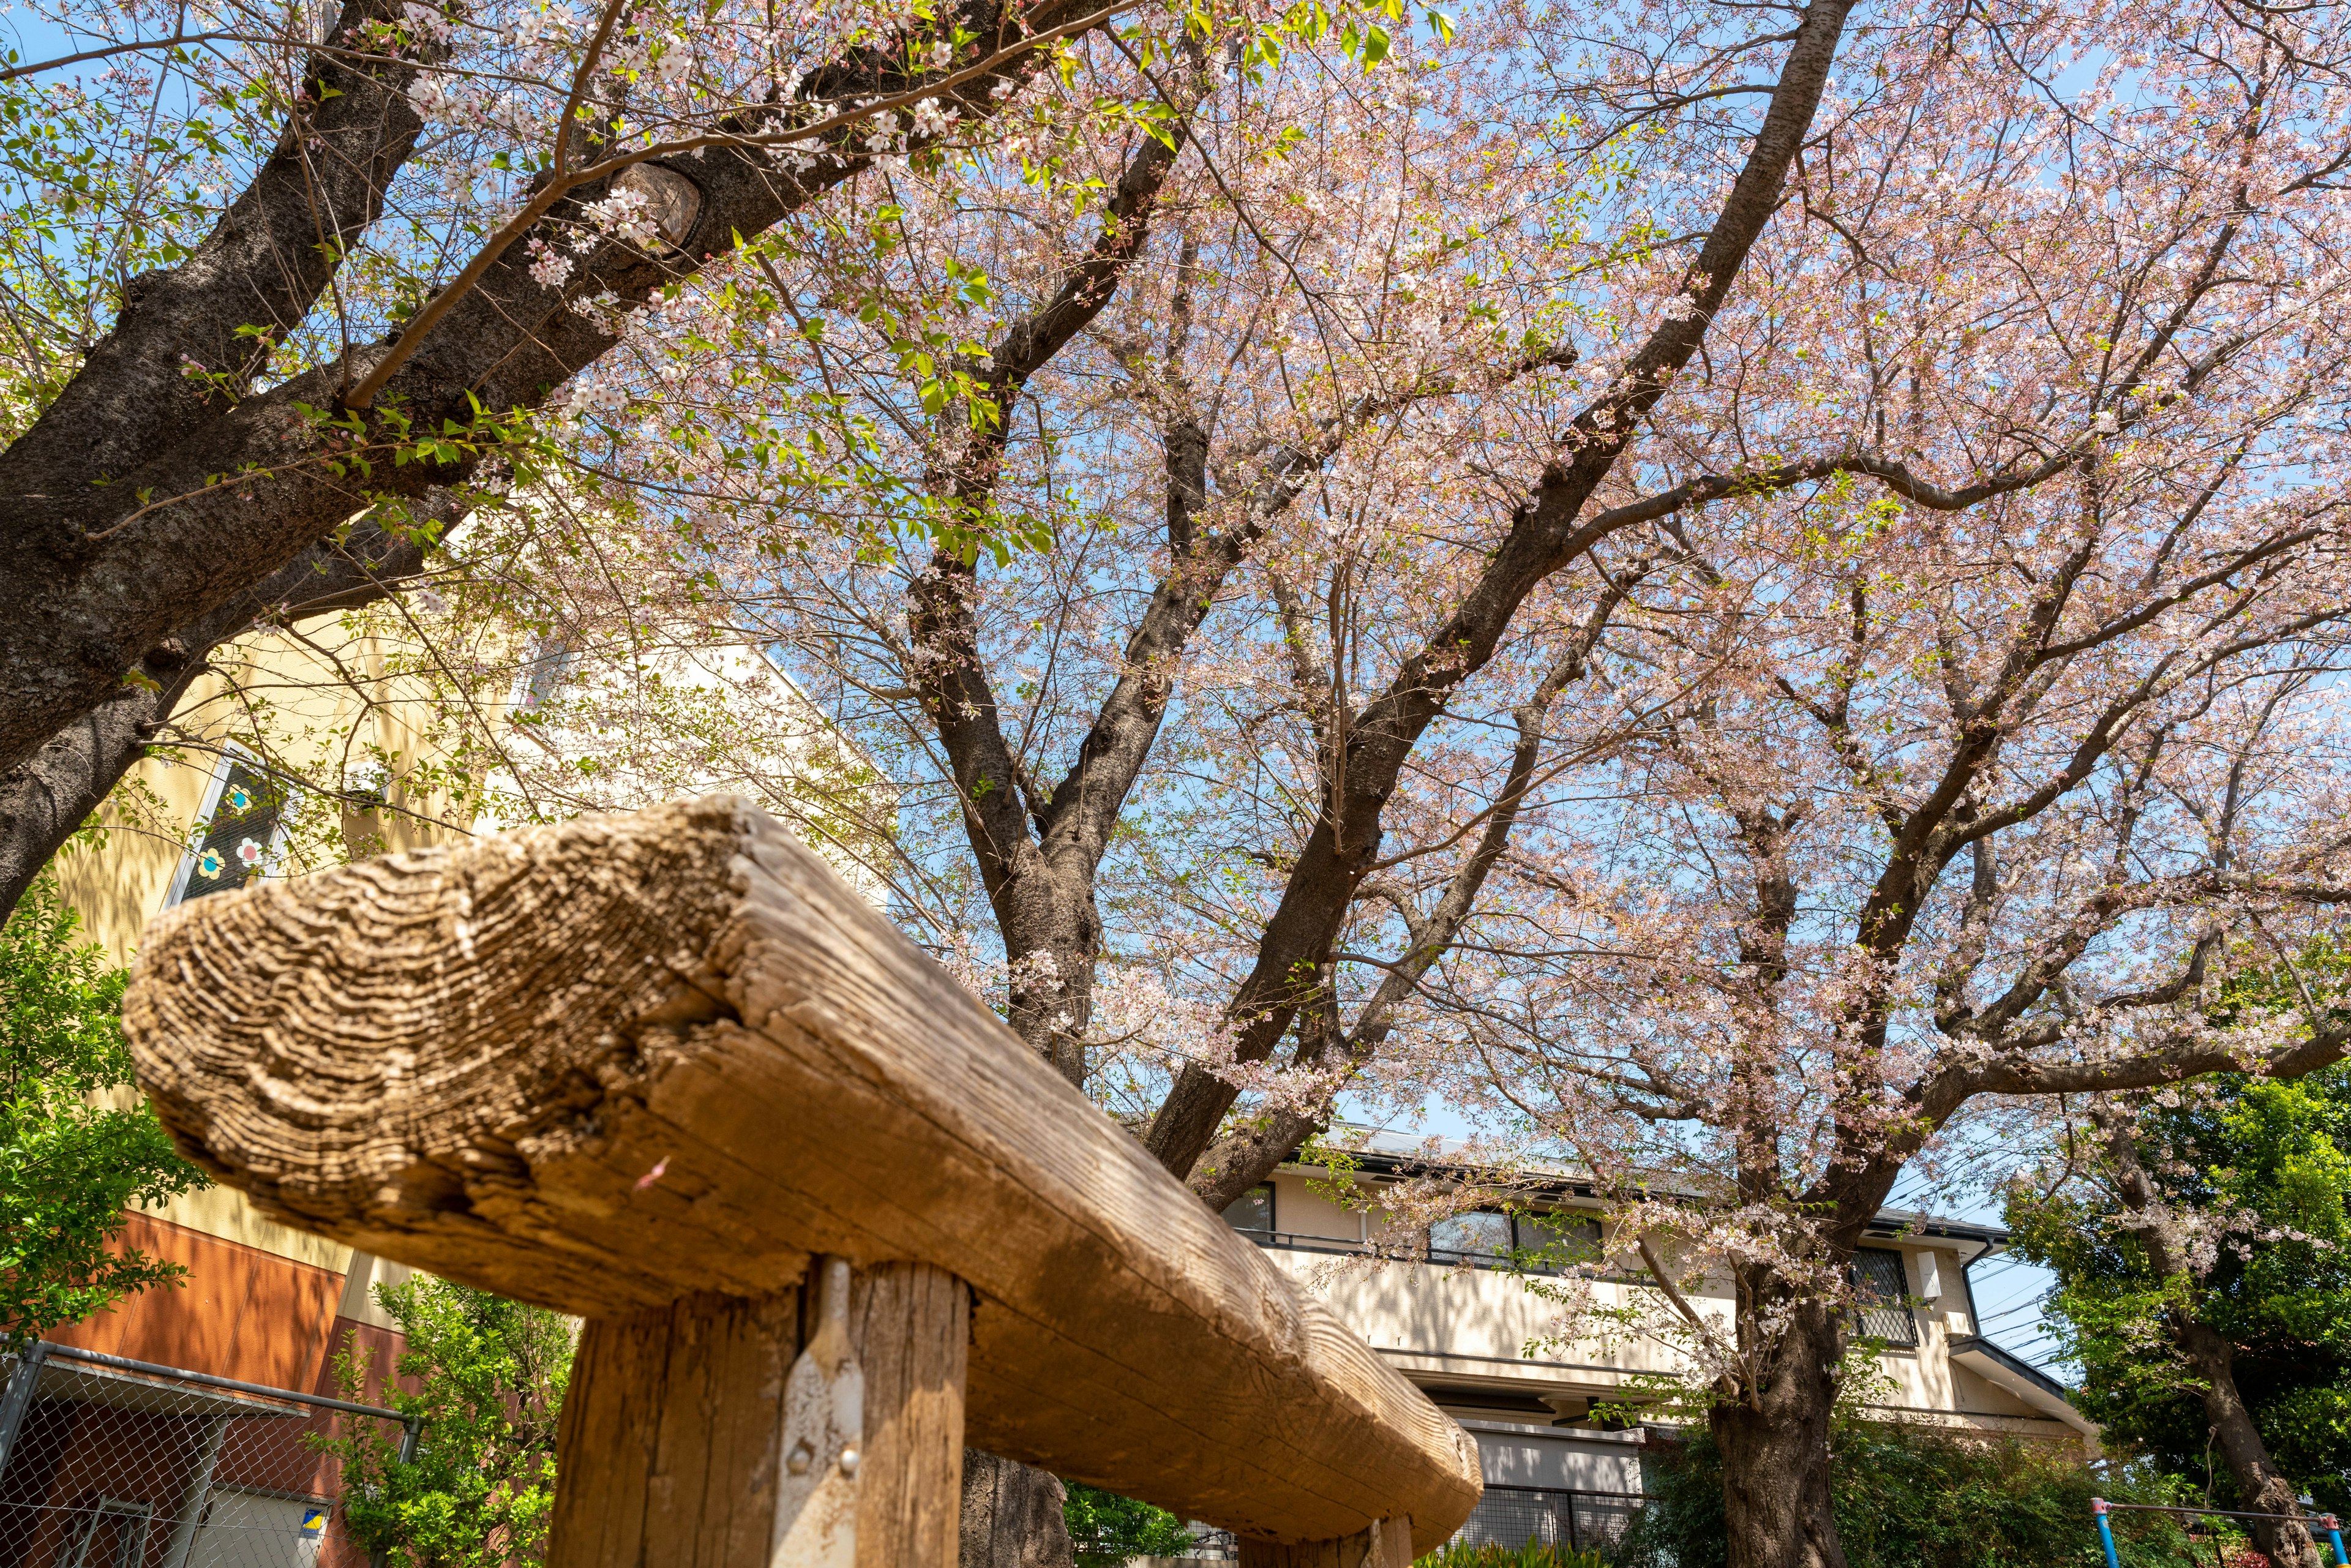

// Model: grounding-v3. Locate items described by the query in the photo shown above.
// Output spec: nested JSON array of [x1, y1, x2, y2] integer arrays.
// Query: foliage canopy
[[0, 874, 206, 1349], [2007, 1064, 2351, 1515]]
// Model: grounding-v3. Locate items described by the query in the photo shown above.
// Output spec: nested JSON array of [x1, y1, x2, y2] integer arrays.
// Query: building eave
[[1947, 1334, 2101, 1446]]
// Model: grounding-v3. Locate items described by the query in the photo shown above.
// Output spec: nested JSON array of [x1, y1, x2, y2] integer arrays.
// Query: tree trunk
[[960, 1450, 1074, 1568], [1712, 1302, 1848, 1568], [2093, 1101, 2321, 1568], [2176, 1322, 2321, 1568]]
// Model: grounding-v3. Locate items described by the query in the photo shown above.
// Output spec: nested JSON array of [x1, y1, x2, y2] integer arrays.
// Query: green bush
[[1417, 1542, 1610, 1568], [1062, 1480, 1197, 1566], [1, 874, 207, 1350], [1613, 1422, 2207, 1568], [312, 1277, 572, 1568]]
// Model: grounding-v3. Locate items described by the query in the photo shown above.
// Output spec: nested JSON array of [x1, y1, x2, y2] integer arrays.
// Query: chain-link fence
[[0, 1343, 416, 1568], [1453, 1486, 1649, 1556]]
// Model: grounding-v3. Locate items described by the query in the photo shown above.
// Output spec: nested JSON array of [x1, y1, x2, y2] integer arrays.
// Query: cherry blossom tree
[[22, 0, 2351, 1557], [1406, 10, 2351, 1564]]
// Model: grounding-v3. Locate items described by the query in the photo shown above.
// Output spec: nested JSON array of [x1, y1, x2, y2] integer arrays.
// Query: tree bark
[[2175, 1322, 2320, 1568], [959, 1451, 1075, 1568], [2093, 1101, 2320, 1568], [1711, 1299, 1848, 1568]]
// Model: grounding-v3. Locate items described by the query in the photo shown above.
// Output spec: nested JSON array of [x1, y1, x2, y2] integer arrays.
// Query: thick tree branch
[[0, 0, 1122, 782]]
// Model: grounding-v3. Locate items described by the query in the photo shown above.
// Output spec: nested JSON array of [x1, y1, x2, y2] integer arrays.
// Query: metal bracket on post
[[772, 1256, 863, 1568]]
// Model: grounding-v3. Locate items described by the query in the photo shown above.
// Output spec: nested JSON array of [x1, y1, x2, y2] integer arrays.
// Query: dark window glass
[[1515, 1210, 1603, 1272], [1850, 1248, 1919, 1346], [181, 762, 286, 902], [1430, 1210, 1513, 1264], [1223, 1183, 1274, 1236]]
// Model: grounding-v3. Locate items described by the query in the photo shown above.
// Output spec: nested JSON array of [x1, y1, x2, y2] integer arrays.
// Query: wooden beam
[[124, 798, 1481, 1552], [1239, 1518, 1415, 1568]]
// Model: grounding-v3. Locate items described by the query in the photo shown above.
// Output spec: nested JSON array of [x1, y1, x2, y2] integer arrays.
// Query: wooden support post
[[548, 1260, 969, 1568], [551, 1288, 804, 1567], [849, 1261, 969, 1566], [1238, 1518, 1415, 1568]]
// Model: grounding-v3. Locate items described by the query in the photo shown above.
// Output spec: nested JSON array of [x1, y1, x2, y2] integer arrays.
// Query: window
[[1431, 1209, 1602, 1270], [1849, 1248, 1919, 1347], [515, 635, 580, 713], [1430, 1210, 1514, 1264], [1515, 1210, 1604, 1272], [166, 757, 290, 906], [1223, 1183, 1274, 1237]]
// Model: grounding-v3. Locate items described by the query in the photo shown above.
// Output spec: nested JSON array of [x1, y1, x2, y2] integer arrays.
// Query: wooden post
[[548, 1259, 969, 1568], [551, 1289, 804, 1567], [1238, 1518, 1415, 1568], [849, 1262, 969, 1566]]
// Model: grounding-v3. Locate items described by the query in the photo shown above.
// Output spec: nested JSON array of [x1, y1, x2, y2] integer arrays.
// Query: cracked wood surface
[[121, 793, 1482, 1551]]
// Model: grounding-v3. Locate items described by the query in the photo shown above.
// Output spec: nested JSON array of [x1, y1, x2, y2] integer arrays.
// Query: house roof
[[1296, 1127, 2011, 1247]]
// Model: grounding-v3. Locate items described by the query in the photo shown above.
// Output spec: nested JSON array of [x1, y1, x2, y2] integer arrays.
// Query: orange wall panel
[[45, 1210, 345, 1391]]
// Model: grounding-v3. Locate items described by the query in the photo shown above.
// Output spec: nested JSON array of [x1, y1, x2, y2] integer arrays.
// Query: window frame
[[1223, 1181, 1276, 1237], [1428, 1209, 1517, 1266], [163, 748, 296, 909], [1426, 1207, 1603, 1271], [1848, 1247, 1921, 1348]]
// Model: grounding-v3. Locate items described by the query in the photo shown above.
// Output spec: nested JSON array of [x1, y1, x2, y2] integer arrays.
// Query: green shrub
[[1063, 1480, 1197, 1566], [312, 1277, 572, 1568], [1417, 1543, 1610, 1568], [1614, 1422, 2207, 1568], [1, 874, 208, 1350]]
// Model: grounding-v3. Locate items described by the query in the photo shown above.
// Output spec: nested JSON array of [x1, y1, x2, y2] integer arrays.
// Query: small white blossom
[[910, 96, 954, 139]]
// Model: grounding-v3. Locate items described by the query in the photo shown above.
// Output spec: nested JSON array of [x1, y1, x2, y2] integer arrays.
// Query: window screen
[[1850, 1248, 1919, 1346], [1222, 1183, 1274, 1236], [1430, 1210, 1514, 1264], [178, 761, 287, 903]]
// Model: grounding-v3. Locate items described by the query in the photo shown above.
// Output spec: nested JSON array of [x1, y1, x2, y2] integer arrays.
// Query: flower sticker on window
[[234, 837, 265, 869], [224, 786, 252, 813], [197, 849, 224, 877]]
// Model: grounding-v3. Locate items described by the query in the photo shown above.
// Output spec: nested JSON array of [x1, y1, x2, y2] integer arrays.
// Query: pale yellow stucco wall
[[1258, 1168, 2091, 1449]]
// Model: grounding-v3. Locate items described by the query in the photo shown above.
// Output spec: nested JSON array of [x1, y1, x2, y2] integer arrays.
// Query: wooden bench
[[122, 796, 1484, 1566]]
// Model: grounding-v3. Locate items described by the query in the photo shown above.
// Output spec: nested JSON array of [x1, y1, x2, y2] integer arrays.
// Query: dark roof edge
[[1948, 1335, 2073, 1404], [1297, 1149, 2011, 1245]]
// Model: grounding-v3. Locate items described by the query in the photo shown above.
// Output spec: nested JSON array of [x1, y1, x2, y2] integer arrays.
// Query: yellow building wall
[[54, 620, 492, 1266]]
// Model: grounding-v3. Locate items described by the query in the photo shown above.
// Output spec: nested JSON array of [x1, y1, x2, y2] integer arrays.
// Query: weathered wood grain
[[1238, 1518, 1413, 1568], [552, 1289, 801, 1568], [850, 1262, 967, 1567], [124, 797, 1481, 1550]]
